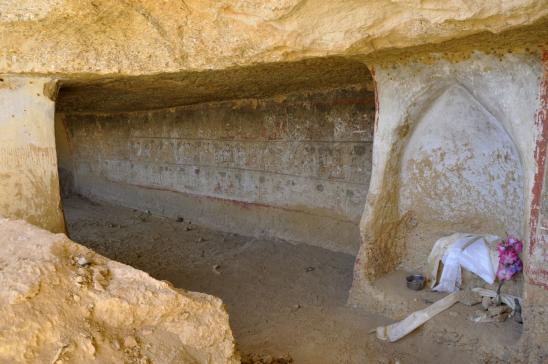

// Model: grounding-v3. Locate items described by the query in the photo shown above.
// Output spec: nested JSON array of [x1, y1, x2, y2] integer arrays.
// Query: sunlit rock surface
[[0, 0, 546, 74], [0, 218, 239, 364]]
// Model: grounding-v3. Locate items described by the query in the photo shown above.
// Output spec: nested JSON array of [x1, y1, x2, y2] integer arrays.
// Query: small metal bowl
[[406, 274, 425, 291]]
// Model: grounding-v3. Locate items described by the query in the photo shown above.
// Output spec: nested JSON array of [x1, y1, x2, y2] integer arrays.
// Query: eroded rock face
[[0, 0, 546, 74], [0, 218, 239, 363]]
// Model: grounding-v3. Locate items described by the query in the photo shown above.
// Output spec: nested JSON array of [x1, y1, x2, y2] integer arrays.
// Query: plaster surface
[[350, 51, 543, 305], [0, 76, 64, 232], [58, 86, 375, 254], [399, 84, 524, 269]]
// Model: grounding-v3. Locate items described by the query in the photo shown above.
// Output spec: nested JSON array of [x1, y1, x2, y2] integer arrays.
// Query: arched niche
[[399, 84, 524, 271]]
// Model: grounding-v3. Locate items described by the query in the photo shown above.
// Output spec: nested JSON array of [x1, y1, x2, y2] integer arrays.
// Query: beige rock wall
[[0, 0, 546, 75], [57, 86, 375, 254], [349, 50, 544, 312], [0, 76, 65, 233], [0, 217, 239, 363]]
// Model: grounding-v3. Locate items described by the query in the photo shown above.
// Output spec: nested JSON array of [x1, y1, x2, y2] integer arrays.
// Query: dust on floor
[[63, 196, 485, 364]]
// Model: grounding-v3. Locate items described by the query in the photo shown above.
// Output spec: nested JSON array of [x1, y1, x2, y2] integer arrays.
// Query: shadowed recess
[[56, 57, 374, 113]]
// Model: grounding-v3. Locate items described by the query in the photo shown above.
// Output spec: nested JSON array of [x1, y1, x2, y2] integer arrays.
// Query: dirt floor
[[62, 196, 519, 364]]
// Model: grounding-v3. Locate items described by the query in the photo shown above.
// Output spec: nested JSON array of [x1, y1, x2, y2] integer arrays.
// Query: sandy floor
[[63, 196, 494, 364]]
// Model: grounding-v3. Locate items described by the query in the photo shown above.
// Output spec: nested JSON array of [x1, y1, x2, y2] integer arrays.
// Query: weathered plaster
[[58, 86, 375, 254], [349, 51, 543, 305], [0, 76, 64, 233], [526, 49, 548, 289], [399, 84, 524, 269], [517, 49, 548, 364]]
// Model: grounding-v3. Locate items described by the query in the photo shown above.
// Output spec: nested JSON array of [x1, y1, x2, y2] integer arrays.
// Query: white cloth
[[427, 233, 500, 293]]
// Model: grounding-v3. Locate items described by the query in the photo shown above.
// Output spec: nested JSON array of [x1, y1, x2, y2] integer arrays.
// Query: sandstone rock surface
[[0, 218, 239, 364], [0, 0, 546, 75]]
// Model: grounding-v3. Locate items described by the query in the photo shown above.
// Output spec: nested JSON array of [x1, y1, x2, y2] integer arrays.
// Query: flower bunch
[[496, 236, 523, 281]]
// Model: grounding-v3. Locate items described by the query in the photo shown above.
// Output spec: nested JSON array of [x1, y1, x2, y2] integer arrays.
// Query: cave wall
[[399, 84, 525, 271], [0, 0, 545, 75], [520, 50, 547, 363], [350, 51, 544, 309], [0, 76, 65, 233], [57, 86, 374, 254]]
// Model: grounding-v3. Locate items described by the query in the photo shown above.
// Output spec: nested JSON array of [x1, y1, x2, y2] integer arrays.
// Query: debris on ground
[[241, 353, 293, 364], [469, 305, 511, 323], [459, 289, 482, 306], [472, 287, 522, 311], [376, 291, 461, 342], [468, 287, 523, 324]]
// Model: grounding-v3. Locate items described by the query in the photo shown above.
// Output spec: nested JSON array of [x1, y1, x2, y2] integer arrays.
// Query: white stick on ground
[[376, 291, 461, 342]]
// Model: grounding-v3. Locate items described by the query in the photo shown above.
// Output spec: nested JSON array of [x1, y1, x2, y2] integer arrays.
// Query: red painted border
[[527, 49, 548, 288]]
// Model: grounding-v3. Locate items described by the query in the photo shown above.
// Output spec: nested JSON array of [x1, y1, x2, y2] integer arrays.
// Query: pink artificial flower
[[507, 236, 518, 244], [496, 235, 523, 282], [499, 249, 519, 265], [512, 240, 523, 254], [496, 265, 514, 281]]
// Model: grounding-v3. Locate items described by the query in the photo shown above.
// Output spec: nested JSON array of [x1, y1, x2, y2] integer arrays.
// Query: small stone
[[123, 335, 138, 348], [280, 354, 293, 363], [112, 340, 121, 350], [75, 276, 85, 284], [487, 304, 510, 316], [76, 256, 90, 267], [291, 304, 301, 312], [176, 217, 184, 222], [460, 290, 482, 306], [185, 226, 192, 231], [305, 266, 315, 272], [212, 265, 221, 274], [81, 337, 96, 355], [73, 294, 80, 302], [481, 296, 492, 310]]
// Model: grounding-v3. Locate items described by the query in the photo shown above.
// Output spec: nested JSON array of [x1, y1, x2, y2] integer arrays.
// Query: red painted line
[[526, 267, 548, 289], [528, 49, 548, 287], [120, 181, 357, 224]]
